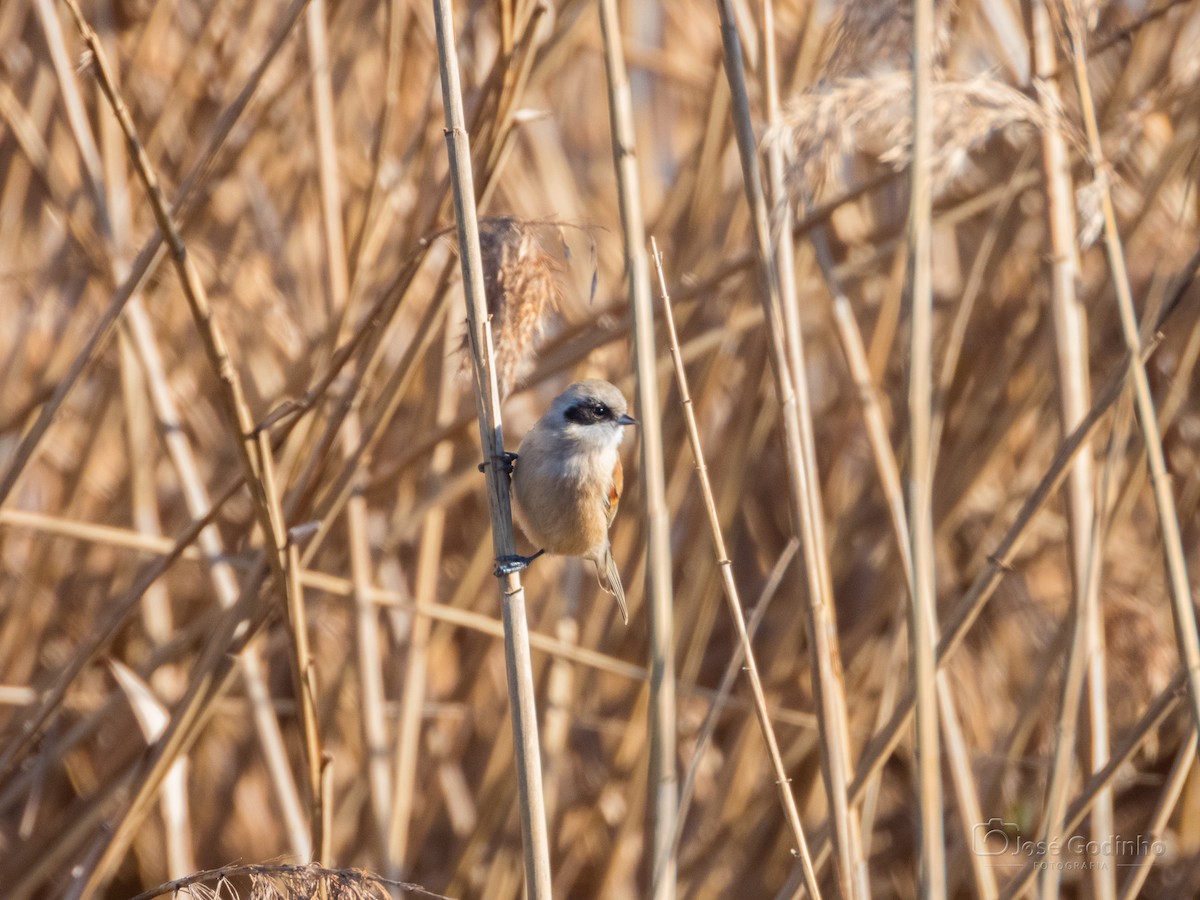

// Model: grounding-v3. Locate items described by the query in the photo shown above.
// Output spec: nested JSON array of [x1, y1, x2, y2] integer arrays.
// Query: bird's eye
[[593, 404, 609, 418]]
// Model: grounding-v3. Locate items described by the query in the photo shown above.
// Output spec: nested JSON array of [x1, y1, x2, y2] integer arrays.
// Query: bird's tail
[[596, 549, 629, 625]]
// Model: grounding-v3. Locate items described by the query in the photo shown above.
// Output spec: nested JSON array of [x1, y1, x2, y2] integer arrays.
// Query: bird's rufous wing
[[606, 457, 623, 528]]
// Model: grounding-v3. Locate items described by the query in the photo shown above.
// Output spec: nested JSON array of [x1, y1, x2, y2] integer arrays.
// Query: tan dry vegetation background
[[2, 0, 1200, 897]]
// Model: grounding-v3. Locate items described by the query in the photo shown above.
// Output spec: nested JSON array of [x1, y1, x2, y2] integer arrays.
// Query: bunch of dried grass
[[130, 864, 449, 900]]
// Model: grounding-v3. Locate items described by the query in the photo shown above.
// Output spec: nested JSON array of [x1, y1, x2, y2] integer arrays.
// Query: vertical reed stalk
[[0, 0, 315, 510], [122, 301, 311, 858], [1062, 0, 1200, 748], [304, 0, 392, 861], [596, 4, 678, 896], [431, 1, 551, 895], [906, 0, 945, 895], [387, 323, 459, 874], [713, 1, 861, 894], [777, 326, 1179, 897], [654, 242, 820, 899], [1030, 5, 1112, 897], [61, 0, 325, 861], [673, 540, 800, 854], [813, 231, 996, 899]]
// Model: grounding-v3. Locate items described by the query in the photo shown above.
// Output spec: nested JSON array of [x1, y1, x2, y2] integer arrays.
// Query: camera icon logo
[[974, 818, 1015, 856]]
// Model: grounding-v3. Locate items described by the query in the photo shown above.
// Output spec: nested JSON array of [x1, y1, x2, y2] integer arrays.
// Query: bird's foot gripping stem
[[478, 451, 519, 476], [494, 549, 545, 576]]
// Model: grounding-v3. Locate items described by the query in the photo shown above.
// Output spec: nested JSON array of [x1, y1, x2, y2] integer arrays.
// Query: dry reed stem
[[4, 501, 256, 899], [432, 0, 551, 894], [386, 324, 459, 875], [347, 0, 405, 291], [59, 2, 325, 877], [115, 332, 195, 879], [812, 228, 995, 899], [105, 658, 194, 878], [673, 539, 800, 847], [597, 5, 678, 896], [780, 298, 1188, 896], [31, 0, 105, 223], [0, 244, 438, 796], [0, 481, 236, 778], [1029, 5, 1111, 898], [95, 5, 189, 879], [929, 150, 1034, 468], [122, 298, 310, 857], [296, 271, 453, 568], [0, 80, 109, 275], [1063, 0, 1200, 756], [292, 55, 538, 572], [906, 0, 945, 894], [302, 0, 389, 862], [0, 0, 314, 509], [6, 0, 1200, 894], [476, 5, 548, 214], [935, 674, 998, 900], [654, 241, 819, 897], [760, 14, 879, 885], [0, 507, 818, 729], [0, 11, 323, 869], [713, 1, 863, 895]]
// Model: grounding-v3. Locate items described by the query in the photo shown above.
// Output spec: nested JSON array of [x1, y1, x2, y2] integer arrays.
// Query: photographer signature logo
[[972, 819, 1167, 869]]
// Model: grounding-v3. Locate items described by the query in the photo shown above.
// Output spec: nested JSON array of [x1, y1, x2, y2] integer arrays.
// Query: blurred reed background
[[2, 0, 1200, 896]]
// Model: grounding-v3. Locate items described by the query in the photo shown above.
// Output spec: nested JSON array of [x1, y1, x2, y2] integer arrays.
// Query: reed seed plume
[[460, 217, 563, 400], [771, 72, 1057, 199]]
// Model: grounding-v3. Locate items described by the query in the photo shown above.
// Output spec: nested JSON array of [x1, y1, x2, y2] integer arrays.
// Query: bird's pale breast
[[512, 427, 614, 558]]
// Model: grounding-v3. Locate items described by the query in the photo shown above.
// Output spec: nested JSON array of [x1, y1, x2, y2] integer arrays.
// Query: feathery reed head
[[769, 73, 1056, 201], [462, 216, 563, 400]]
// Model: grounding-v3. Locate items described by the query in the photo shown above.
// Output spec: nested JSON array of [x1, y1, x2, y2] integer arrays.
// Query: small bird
[[496, 379, 637, 623]]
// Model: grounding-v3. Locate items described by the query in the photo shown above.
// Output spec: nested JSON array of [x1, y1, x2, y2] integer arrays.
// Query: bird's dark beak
[[618, 414, 638, 426]]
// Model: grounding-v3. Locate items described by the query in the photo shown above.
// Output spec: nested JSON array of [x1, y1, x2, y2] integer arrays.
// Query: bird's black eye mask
[[564, 402, 613, 425]]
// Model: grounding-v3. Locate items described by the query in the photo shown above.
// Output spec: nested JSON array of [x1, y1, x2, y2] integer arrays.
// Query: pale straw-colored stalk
[[654, 241, 820, 898], [0, 0, 315, 510], [812, 229, 996, 899], [83, 4, 190, 876], [906, 0, 945, 894], [303, 0, 393, 860], [0, 506, 820, 732], [121, 301, 311, 858], [1029, 4, 1112, 897], [778, 318, 1183, 897], [61, 0, 325, 878], [672, 539, 800, 847], [596, 4, 678, 896], [387, 323, 459, 874], [712, 0, 861, 894], [431, 0, 551, 894], [1061, 0, 1200, 750]]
